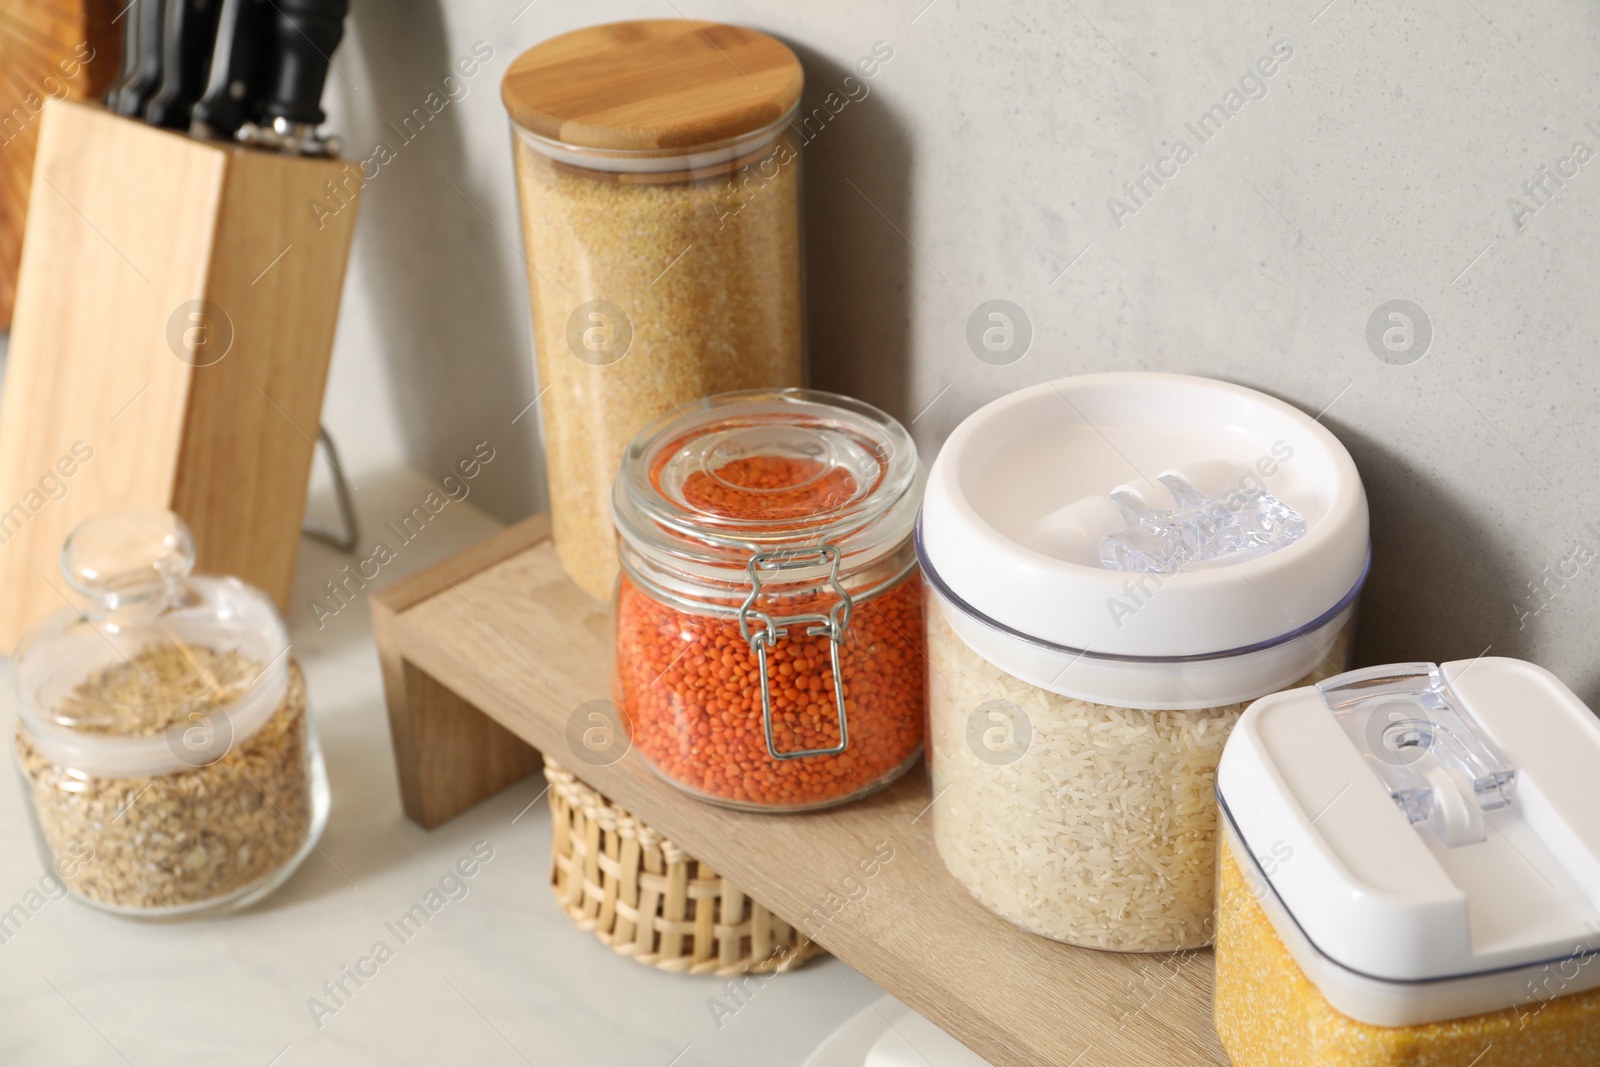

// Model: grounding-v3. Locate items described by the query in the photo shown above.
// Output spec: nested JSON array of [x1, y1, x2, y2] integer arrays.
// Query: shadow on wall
[[785, 41, 916, 427], [1329, 420, 1551, 687], [343, 0, 539, 524]]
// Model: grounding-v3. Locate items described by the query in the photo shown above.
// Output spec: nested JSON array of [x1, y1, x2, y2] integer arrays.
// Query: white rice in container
[[917, 373, 1371, 952], [926, 599, 1352, 952]]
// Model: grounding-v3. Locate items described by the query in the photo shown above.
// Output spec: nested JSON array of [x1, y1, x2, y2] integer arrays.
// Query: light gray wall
[[318, 0, 1600, 699]]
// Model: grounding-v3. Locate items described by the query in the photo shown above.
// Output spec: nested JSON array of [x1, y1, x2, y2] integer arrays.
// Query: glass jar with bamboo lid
[[502, 20, 807, 601]]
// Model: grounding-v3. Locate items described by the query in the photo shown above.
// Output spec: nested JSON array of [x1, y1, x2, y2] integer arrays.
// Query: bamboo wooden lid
[[501, 20, 803, 152]]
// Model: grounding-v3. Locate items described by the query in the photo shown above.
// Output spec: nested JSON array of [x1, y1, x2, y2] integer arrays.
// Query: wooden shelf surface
[[372, 517, 1229, 1067]]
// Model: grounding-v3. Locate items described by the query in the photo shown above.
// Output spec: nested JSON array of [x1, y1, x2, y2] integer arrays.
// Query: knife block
[[0, 0, 123, 328], [0, 98, 360, 649]]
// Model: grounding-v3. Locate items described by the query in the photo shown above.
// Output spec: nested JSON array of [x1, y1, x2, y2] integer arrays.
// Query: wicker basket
[[546, 758, 825, 976]]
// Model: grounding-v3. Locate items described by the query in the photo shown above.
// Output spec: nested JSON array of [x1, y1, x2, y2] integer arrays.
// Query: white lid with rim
[[918, 372, 1369, 708], [1217, 658, 1600, 1026]]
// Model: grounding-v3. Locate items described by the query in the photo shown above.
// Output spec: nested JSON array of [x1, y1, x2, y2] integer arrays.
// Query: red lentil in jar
[[611, 389, 926, 811]]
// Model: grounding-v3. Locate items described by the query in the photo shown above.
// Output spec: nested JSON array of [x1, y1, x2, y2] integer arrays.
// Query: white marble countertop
[[0, 466, 888, 1067]]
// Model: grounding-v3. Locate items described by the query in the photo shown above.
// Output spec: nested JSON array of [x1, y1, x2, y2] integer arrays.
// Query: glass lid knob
[[60, 510, 196, 609]]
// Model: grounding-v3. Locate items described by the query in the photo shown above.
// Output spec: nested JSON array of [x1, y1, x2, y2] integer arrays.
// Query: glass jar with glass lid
[[611, 389, 925, 811], [11, 511, 328, 917]]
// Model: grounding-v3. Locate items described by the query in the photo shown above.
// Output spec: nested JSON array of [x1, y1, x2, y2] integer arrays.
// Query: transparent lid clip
[[1319, 663, 1518, 847], [1099, 473, 1306, 574]]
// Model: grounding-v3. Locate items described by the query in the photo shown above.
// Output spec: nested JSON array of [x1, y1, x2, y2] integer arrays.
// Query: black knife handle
[[262, 0, 349, 127], [104, 0, 145, 111], [115, 0, 166, 117], [191, 0, 272, 138], [144, 0, 224, 129]]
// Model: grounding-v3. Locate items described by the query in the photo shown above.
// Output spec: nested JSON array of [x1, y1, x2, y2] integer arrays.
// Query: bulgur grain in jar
[[11, 512, 328, 918], [502, 20, 806, 601], [612, 389, 925, 811]]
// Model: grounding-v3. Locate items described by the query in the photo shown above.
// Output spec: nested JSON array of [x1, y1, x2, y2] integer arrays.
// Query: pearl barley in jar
[[917, 373, 1369, 952], [502, 20, 806, 601], [11, 511, 328, 918], [612, 389, 925, 811]]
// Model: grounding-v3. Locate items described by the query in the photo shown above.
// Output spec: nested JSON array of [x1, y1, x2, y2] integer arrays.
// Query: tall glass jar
[[502, 20, 806, 601], [11, 511, 329, 917], [612, 389, 925, 811], [918, 373, 1370, 952]]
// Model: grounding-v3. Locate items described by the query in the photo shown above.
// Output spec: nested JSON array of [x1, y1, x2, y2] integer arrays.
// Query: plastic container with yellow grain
[[1215, 658, 1600, 1066]]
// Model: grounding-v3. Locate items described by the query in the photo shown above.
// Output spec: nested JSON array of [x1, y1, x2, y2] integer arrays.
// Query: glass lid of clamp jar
[[611, 388, 926, 812]]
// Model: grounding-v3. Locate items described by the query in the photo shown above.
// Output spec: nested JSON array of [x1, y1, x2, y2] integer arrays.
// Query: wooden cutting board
[[0, 0, 121, 329]]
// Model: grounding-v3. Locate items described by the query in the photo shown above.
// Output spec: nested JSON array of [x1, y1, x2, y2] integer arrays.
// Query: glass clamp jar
[[918, 373, 1370, 952], [502, 20, 807, 601], [612, 389, 926, 811], [1216, 659, 1600, 1067], [11, 511, 329, 918]]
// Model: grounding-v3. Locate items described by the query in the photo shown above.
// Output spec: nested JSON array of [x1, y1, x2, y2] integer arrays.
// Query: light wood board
[[0, 98, 358, 648], [373, 516, 1230, 1067], [0, 0, 122, 327]]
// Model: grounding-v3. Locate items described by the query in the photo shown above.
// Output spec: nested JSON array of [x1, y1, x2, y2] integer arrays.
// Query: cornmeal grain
[[1214, 845, 1600, 1066]]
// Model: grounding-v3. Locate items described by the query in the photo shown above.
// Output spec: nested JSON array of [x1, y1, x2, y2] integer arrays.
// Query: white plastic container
[[1215, 659, 1600, 1066], [918, 372, 1369, 951]]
